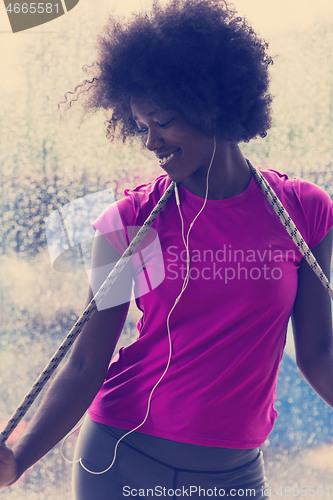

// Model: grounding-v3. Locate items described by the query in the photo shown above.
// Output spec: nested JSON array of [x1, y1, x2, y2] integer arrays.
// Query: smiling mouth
[[157, 149, 180, 167]]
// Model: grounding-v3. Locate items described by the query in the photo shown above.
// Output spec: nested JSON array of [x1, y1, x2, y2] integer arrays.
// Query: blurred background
[[0, 0, 332, 498]]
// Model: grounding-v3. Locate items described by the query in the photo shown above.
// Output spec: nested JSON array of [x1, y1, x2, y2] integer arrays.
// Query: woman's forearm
[[11, 359, 105, 480], [298, 348, 333, 408], [8, 250, 130, 483]]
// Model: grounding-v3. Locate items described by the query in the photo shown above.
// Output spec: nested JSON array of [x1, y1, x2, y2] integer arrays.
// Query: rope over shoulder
[[250, 164, 333, 300]]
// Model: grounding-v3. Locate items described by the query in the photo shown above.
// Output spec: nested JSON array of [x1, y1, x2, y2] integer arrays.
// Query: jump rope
[[0, 137, 332, 473]]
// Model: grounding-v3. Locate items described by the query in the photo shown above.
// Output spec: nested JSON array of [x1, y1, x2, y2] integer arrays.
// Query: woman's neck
[[180, 142, 252, 200]]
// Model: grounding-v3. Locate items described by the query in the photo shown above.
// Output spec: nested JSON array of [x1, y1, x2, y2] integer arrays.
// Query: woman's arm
[[0, 233, 131, 487], [291, 227, 333, 407]]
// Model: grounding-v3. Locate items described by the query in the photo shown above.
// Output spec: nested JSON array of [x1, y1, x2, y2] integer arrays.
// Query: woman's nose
[[145, 128, 164, 151]]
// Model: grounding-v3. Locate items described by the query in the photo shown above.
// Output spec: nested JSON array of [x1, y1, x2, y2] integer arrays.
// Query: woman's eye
[[134, 117, 174, 134], [158, 118, 174, 128], [135, 125, 148, 134]]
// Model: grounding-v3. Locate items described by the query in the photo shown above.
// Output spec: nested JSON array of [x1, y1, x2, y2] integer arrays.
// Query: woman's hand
[[0, 444, 18, 488]]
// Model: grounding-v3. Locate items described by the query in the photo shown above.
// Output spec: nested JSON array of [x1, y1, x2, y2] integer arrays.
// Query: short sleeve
[[90, 186, 165, 309], [88, 195, 138, 309], [292, 178, 333, 249], [92, 194, 138, 255]]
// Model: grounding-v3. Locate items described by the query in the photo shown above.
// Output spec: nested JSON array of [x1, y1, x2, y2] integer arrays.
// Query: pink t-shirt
[[88, 168, 333, 448]]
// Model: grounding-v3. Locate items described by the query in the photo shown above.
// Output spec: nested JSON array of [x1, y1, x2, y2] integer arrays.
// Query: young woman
[[1, 0, 332, 498]]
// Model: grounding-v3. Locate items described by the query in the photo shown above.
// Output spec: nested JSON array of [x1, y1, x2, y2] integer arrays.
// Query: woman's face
[[130, 98, 215, 183]]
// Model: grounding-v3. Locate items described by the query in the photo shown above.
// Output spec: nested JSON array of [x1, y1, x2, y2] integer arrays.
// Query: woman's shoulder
[[119, 174, 172, 225], [260, 167, 333, 248], [94, 174, 171, 229], [260, 167, 332, 207], [123, 174, 171, 207]]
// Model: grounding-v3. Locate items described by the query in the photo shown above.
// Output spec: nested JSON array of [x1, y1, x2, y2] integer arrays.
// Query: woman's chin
[[166, 172, 178, 182], [163, 169, 185, 183]]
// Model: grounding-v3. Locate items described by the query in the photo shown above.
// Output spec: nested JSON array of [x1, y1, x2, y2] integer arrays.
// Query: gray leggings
[[72, 416, 267, 499]]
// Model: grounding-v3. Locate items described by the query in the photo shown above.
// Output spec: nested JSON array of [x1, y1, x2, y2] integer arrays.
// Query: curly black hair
[[65, 0, 273, 143]]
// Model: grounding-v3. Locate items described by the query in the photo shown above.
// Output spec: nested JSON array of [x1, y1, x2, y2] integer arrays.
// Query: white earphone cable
[[61, 135, 217, 474]]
